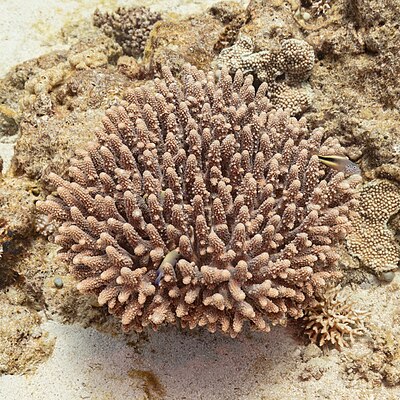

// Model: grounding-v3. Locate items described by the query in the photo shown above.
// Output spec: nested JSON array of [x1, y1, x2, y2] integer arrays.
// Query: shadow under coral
[[0, 318, 302, 399]]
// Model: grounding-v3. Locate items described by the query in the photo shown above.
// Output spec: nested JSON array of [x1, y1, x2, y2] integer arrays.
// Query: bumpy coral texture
[[93, 6, 162, 57], [38, 65, 360, 337], [215, 35, 315, 115], [347, 179, 400, 273]]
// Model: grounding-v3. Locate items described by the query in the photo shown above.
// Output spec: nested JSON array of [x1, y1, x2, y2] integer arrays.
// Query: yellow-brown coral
[[304, 285, 369, 348], [347, 179, 400, 273], [215, 35, 315, 115]]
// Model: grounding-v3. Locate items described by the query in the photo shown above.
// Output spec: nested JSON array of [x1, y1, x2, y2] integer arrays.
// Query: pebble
[[302, 343, 322, 362], [380, 271, 395, 282], [54, 276, 64, 289]]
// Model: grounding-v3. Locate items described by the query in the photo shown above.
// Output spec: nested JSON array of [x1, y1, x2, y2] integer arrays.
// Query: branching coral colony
[[304, 285, 369, 349], [37, 65, 361, 337]]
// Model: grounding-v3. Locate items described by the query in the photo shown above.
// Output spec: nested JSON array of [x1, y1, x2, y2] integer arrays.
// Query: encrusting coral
[[93, 6, 162, 58], [37, 65, 361, 337], [347, 179, 400, 274], [215, 35, 315, 115], [304, 285, 369, 348]]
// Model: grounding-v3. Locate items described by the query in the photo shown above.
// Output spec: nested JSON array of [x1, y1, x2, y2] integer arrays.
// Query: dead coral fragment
[[347, 180, 400, 274], [345, 328, 400, 386], [38, 65, 360, 337], [215, 35, 315, 115], [93, 6, 162, 58], [304, 285, 369, 348], [311, 0, 332, 17], [0, 176, 39, 261], [0, 289, 55, 374]]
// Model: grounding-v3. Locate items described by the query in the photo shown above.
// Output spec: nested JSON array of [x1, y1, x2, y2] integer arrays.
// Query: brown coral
[[215, 35, 315, 115], [304, 285, 369, 348], [347, 179, 400, 274], [37, 65, 360, 337], [93, 6, 162, 58]]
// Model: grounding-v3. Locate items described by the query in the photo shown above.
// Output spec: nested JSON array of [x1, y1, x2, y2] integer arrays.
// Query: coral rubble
[[38, 65, 360, 337], [144, 13, 224, 75], [345, 326, 400, 387], [209, 1, 249, 53], [8, 31, 132, 180], [303, 0, 400, 174], [0, 176, 40, 267], [0, 288, 54, 374]]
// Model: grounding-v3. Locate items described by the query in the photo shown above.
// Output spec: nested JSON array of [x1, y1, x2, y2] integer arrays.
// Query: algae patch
[[128, 369, 166, 399]]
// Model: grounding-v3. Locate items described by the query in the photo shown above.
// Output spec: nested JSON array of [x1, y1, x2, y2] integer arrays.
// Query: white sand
[[0, 321, 302, 400], [0, 0, 242, 78]]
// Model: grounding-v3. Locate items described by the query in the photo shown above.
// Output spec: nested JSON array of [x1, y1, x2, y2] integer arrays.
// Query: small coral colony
[[37, 5, 365, 346]]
